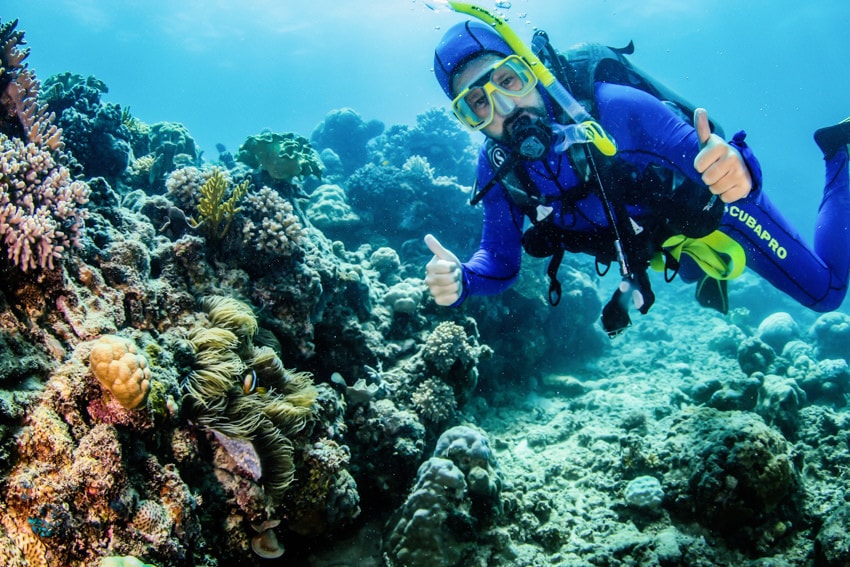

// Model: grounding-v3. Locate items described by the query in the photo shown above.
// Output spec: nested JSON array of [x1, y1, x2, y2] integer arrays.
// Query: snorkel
[[442, 1, 617, 157]]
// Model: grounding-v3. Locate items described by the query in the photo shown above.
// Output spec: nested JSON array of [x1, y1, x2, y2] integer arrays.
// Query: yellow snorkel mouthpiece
[[446, 1, 617, 156]]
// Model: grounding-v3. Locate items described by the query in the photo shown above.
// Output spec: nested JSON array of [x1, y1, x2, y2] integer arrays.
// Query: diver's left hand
[[693, 108, 752, 203]]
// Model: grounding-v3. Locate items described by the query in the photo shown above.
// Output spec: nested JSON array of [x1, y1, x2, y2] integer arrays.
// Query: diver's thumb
[[425, 234, 459, 263], [694, 108, 712, 147]]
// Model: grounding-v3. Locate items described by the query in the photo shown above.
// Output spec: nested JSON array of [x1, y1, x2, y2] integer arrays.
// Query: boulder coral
[[304, 183, 359, 236], [658, 408, 796, 549], [384, 457, 473, 567], [89, 334, 151, 410], [433, 424, 503, 520], [310, 108, 384, 175], [809, 311, 850, 362]]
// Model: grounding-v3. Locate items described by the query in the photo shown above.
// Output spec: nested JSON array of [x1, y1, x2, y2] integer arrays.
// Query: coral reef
[[0, 19, 62, 149], [623, 475, 664, 510], [384, 425, 503, 566], [40, 72, 131, 179], [304, 183, 359, 238], [383, 456, 474, 567], [0, 24, 90, 274], [344, 154, 479, 252], [809, 311, 850, 361], [0, 136, 91, 272], [369, 107, 476, 181], [756, 311, 801, 352], [658, 408, 797, 545], [235, 185, 306, 270], [433, 424, 503, 521]]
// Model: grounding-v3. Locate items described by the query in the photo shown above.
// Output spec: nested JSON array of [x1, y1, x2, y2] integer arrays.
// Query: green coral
[[188, 168, 249, 243], [237, 131, 323, 183]]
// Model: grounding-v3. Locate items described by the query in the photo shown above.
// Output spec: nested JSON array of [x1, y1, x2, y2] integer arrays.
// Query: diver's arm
[[594, 82, 763, 198], [458, 180, 525, 300], [693, 108, 753, 202]]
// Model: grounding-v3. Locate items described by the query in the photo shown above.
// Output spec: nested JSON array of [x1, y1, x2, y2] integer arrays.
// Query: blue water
[[11, 0, 850, 236]]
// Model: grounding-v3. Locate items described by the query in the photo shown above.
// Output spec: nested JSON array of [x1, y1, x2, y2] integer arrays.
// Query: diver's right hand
[[424, 234, 463, 306]]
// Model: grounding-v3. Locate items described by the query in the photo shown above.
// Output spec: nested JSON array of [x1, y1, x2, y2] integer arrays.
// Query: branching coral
[[237, 131, 323, 183], [411, 378, 457, 424], [1, 19, 62, 150], [188, 168, 249, 244], [238, 185, 307, 261], [184, 295, 318, 502], [0, 19, 90, 273], [422, 321, 476, 374]]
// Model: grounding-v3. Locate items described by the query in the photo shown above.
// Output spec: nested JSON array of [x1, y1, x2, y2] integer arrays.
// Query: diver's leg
[[814, 117, 850, 160], [720, 139, 850, 311], [813, 127, 850, 305]]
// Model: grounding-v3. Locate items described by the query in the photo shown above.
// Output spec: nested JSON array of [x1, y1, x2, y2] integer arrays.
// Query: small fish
[[243, 369, 258, 394]]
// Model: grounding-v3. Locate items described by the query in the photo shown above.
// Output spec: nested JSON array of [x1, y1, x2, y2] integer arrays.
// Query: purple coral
[[0, 18, 90, 273], [0, 137, 90, 271]]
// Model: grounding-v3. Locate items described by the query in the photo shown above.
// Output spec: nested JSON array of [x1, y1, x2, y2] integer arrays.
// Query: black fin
[[695, 276, 729, 315], [814, 118, 850, 160]]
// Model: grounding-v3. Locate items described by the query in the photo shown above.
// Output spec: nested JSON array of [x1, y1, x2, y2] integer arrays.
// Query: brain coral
[[89, 335, 151, 410]]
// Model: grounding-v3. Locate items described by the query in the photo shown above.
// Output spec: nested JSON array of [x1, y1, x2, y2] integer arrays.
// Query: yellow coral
[[189, 168, 249, 242], [89, 335, 151, 410]]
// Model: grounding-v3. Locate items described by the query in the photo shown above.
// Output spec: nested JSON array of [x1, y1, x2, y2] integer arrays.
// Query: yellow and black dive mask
[[451, 54, 538, 130]]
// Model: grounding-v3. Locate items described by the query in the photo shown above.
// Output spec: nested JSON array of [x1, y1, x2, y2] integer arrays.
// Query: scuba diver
[[423, 15, 850, 336]]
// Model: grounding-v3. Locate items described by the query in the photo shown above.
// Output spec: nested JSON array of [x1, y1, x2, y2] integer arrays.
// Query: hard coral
[[0, 19, 62, 150], [40, 71, 132, 179], [237, 185, 306, 267], [310, 108, 384, 175], [237, 131, 323, 183], [0, 136, 90, 272], [89, 335, 151, 410], [304, 183, 359, 236], [383, 456, 472, 567], [0, 19, 90, 274]]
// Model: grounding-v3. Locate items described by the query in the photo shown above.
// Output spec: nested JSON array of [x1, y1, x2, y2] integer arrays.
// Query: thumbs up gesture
[[424, 234, 463, 306], [693, 108, 752, 203]]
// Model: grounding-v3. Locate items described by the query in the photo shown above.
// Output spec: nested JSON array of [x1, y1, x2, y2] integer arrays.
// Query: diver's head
[[434, 21, 547, 145]]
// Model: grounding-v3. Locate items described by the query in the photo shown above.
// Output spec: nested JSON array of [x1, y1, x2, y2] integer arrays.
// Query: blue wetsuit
[[454, 82, 850, 312]]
